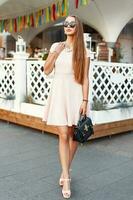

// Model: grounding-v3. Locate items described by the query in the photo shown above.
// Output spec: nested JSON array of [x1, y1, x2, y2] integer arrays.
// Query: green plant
[[91, 98, 107, 111], [42, 53, 48, 60], [5, 94, 15, 100], [24, 94, 34, 104], [111, 102, 133, 109]]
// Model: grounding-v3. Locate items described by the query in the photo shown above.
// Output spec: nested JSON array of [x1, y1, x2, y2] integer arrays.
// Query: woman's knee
[[68, 126, 74, 138], [57, 126, 69, 142], [59, 132, 69, 142]]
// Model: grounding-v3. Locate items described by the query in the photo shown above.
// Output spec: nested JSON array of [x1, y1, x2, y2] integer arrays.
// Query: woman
[[43, 15, 90, 199]]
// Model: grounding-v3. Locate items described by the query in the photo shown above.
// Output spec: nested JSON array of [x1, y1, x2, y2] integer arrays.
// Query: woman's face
[[63, 16, 77, 36]]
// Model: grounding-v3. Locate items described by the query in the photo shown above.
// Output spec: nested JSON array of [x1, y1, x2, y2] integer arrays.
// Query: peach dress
[[43, 42, 89, 126]]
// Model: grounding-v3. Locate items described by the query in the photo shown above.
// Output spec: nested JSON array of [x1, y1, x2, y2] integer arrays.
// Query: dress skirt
[[42, 73, 84, 126]]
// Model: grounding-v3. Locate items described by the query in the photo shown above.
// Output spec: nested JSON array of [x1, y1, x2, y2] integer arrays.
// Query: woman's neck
[[65, 36, 74, 48]]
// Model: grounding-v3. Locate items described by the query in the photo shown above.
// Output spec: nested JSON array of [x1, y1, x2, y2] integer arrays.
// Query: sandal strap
[[62, 190, 71, 194], [63, 178, 71, 181]]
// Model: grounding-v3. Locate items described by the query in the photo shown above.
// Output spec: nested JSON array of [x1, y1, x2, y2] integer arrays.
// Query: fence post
[[13, 54, 28, 112]]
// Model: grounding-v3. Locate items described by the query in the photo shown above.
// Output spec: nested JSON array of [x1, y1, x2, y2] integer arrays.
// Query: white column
[[107, 42, 116, 62], [13, 53, 29, 112]]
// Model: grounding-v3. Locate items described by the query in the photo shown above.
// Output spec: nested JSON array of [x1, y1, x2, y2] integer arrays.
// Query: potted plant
[[0, 94, 15, 110], [90, 98, 133, 124]]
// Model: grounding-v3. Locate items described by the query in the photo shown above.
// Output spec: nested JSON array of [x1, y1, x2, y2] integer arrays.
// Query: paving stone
[[0, 120, 133, 200], [87, 173, 133, 200]]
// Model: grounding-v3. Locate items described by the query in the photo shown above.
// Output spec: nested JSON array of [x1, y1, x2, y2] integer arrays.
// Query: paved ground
[[0, 120, 133, 200]]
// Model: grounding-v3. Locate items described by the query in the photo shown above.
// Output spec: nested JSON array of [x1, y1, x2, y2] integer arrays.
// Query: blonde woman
[[43, 15, 90, 199]]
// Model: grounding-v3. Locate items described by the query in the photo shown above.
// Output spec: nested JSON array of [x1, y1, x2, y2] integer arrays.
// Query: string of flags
[[75, 0, 90, 8], [0, 0, 90, 33]]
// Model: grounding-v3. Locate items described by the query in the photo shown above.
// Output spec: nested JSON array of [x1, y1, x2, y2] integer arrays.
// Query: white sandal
[[59, 169, 72, 186], [62, 178, 71, 199], [59, 177, 64, 186]]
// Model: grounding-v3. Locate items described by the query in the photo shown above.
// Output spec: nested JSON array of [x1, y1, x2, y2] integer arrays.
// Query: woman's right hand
[[44, 42, 65, 75], [54, 42, 65, 55]]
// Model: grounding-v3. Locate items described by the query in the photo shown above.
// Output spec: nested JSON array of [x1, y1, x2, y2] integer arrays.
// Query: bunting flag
[[14, 18, 17, 32], [76, 0, 90, 8], [43, 8, 46, 24], [4, 20, 8, 32], [56, 2, 60, 18], [19, 16, 23, 32], [38, 10, 42, 26], [9, 19, 13, 32], [0, 0, 69, 33], [46, 6, 50, 23], [22, 16, 26, 29], [1, 20, 4, 32], [30, 14, 34, 27], [52, 4, 56, 21], [0, 0, 89, 33], [62, 0, 69, 16], [17, 16, 21, 32], [75, 0, 79, 8], [80, 0, 89, 6]]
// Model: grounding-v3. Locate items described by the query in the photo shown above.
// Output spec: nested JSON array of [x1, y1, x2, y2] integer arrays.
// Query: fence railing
[[27, 60, 54, 105], [0, 59, 133, 114], [0, 60, 16, 99], [89, 61, 133, 109], [26, 60, 133, 108]]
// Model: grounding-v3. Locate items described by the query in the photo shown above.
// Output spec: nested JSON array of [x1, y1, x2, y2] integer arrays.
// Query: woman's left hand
[[79, 101, 88, 115]]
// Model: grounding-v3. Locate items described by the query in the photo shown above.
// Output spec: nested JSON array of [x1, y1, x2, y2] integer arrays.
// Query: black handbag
[[73, 114, 94, 143]]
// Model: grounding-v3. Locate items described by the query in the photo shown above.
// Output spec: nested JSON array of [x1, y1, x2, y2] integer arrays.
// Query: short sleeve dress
[[43, 42, 90, 126]]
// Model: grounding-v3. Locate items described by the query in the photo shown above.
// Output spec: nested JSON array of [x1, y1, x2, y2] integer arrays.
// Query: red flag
[[14, 18, 17, 32], [23, 16, 26, 28], [75, 0, 79, 8], [52, 4, 56, 20], [31, 14, 34, 27]]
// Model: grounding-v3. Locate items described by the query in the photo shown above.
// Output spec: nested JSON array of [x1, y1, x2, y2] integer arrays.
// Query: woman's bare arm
[[44, 52, 59, 75], [44, 42, 65, 75], [82, 56, 90, 100], [79, 54, 90, 115]]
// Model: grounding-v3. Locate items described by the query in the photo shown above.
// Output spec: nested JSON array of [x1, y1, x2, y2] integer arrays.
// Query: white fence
[[89, 61, 133, 108], [0, 58, 133, 123], [27, 60, 53, 105], [0, 60, 16, 99], [26, 60, 133, 108]]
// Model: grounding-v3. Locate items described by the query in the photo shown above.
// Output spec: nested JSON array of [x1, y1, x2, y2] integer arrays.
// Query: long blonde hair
[[71, 15, 86, 85]]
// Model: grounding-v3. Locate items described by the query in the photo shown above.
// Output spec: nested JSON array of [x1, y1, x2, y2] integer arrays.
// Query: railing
[[26, 60, 133, 108], [89, 61, 133, 108], [27, 60, 54, 105], [0, 60, 16, 99], [0, 59, 133, 117]]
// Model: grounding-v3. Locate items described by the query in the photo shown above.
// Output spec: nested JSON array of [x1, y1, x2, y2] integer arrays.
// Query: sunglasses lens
[[63, 21, 76, 28], [63, 21, 69, 27], [70, 22, 76, 28]]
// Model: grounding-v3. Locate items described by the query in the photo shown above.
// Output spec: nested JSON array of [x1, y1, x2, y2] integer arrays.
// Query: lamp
[[16, 35, 26, 53]]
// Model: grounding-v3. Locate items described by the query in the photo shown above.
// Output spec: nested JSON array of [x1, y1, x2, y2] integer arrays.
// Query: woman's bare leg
[[60, 126, 78, 180], [57, 126, 71, 195], [57, 126, 70, 178], [68, 126, 79, 169]]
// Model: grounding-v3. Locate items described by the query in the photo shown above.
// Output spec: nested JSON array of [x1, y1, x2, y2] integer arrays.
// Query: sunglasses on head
[[63, 21, 76, 28]]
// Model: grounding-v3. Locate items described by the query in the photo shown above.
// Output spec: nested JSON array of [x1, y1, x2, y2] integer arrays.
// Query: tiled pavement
[[0, 120, 133, 200]]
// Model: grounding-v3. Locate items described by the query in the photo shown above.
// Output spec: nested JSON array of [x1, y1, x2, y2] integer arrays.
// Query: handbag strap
[[79, 114, 86, 120]]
